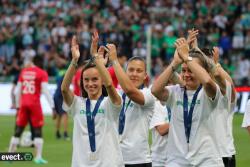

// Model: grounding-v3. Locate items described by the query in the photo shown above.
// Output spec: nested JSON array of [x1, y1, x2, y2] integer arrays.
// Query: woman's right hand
[[71, 36, 80, 61], [212, 46, 220, 64], [172, 49, 183, 66], [106, 44, 117, 62], [90, 30, 99, 56], [187, 29, 199, 49], [175, 38, 189, 62]]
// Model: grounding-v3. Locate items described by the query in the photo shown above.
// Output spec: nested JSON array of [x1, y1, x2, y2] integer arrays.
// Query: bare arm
[[11, 84, 16, 109], [155, 123, 169, 136], [187, 30, 235, 100], [188, 60, 217, 98], [170, 71, 185, 86], [152, 50, 183, 101], [98, 46, 121, 105], [201, 46, 235, 101], [217, 67, 236, 102], [187, 29, 199, 49], [210, 64, 227, 95], [187, 29, 223, 97], [108, 49, 146, 105], [187, 29, 224, 96], [212, 47, 236, 102], [15, 82, 22, 108], [94, 54, 121, 105], [195, 46, 227, 96], [151, 62, 176, 101], [176, 38, 217, 99], [61, 36, 80, 106], [91, 32, 121, 105]]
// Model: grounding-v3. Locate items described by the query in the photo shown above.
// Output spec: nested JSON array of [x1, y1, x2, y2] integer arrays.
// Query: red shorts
[[16, 104, 44, 128]]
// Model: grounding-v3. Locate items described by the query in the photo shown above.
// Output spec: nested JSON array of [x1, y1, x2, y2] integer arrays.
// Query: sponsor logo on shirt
[[79, 109, 105, 115], [176, 100, 201, 106]]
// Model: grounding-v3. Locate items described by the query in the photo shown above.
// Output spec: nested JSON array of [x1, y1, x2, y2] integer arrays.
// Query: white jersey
[[119, 88, 155, 164], [164, 84, 224, 167], [213, 81, 236, 157], [149, 101, 169, 167], [63, 95, 124, 167], [242, 99, 250, 128]]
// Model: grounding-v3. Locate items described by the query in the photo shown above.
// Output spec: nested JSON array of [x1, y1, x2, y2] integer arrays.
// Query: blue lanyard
[[86, 95, 104, 152], [167, 106, 171, 122], [118, 93, 131, 135], [118, 84, 144, 135], [183, 85, 202, 143]]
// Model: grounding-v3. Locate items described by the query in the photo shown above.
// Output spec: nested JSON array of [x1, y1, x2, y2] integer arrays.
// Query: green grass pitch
[[0, 114, 249, 167]]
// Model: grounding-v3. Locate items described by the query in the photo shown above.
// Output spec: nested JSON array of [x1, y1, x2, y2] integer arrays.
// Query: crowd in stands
[[0, 0, 249, 86]]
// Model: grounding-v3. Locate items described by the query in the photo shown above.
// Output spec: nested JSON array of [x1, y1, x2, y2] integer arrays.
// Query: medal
[[89, 152, 98, 161], [86, 96, 104, 159], [183, 85, 202, 143]]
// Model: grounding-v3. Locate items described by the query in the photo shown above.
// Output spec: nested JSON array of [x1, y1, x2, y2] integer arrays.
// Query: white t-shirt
[[242, 99, 250, 128], [213, 81, 236, 157], [63, 95, 124, 167], [119, 88, 155, 164], [149, 101, 169, 167], [164, 84, 224, 167]]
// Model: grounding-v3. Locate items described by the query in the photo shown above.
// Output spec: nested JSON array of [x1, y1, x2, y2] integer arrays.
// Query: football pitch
[[0, 114, 249, 167]]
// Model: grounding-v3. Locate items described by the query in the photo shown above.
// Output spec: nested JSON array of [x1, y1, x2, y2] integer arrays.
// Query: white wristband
[[112, 60, 118, 65]]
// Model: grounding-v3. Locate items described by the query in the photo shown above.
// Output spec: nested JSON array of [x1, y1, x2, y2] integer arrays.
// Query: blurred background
[[0, 0, 249, 166], [0, 0, 249, 85]]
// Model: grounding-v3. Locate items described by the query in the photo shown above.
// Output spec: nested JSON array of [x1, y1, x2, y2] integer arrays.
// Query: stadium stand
[[0, 0, 249, 86]]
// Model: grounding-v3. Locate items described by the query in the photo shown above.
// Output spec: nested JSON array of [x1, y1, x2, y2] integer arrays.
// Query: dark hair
[[127, 56, 146, 71], [33, 56, 43, 68], [201, 48, 213, 58], [80, 61, 108, 98]]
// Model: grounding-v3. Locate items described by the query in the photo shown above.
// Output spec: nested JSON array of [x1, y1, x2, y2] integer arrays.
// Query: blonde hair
[[189, 49, 209, 72]]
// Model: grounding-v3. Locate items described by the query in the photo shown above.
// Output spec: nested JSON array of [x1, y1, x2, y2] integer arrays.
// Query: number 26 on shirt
[[23, 80, 35, 94]]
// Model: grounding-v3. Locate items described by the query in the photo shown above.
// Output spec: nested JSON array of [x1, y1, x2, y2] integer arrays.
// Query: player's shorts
[[166, 156, 224, 167], [54, 96, 66, 115], [125, 163, 152, 167], [222, 155, 236, 167], [16, 104, 43, 128]]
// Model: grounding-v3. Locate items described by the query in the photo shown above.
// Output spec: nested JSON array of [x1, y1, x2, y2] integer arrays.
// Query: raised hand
[[98, 46, 105, 57], [187, 29, 199, 49], [106, 44, 117, 62], [96, 46, 108, 65], [172, 49, 183, 65], [71, 36, 80, 60], [212, 46, 220, 64], [175, 38, 189, 62], [90, 30, 99, 56]]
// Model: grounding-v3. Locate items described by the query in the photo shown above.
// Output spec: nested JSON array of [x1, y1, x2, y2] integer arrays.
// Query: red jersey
[[108, 67, 118, 88], [73, 69, 82, 96], [18, 66, 48, 106]]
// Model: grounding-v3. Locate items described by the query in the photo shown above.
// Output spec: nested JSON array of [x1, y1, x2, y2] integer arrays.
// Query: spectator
[[133, 41, 147, 57], [242, 99, 250, 136], [219, 31, 231, 58], [237, 56, 250, 86], [0, 0, 249, 85]]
